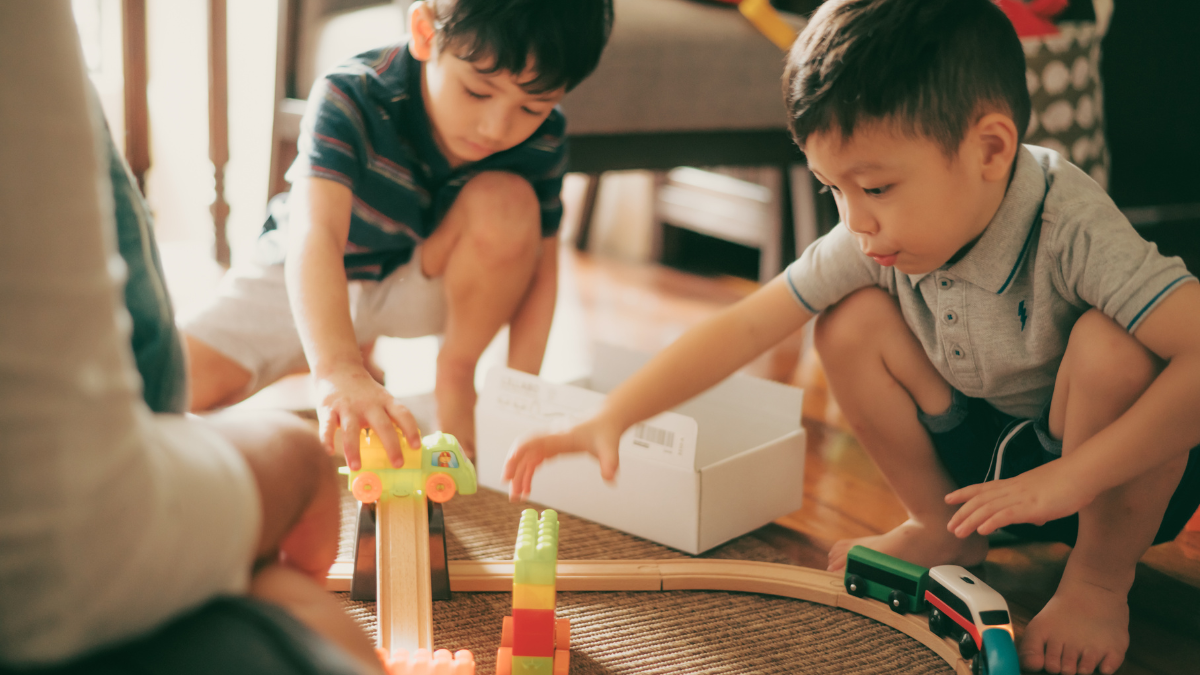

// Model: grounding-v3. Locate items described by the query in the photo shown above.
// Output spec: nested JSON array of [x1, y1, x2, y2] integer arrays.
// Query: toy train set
[[844, 545, 1019, 675], [341, 425, 1022, 674]]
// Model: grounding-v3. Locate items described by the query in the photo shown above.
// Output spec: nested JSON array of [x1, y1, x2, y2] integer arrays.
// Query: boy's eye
[[521, 106, 542, 116], [864, 185, 891, 196], [818, 184, 840, 195], [464, 87, 489, 100]]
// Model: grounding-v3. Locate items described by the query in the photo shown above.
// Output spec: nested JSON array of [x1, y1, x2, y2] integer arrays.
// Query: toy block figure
[[497, 509, 570, 675]]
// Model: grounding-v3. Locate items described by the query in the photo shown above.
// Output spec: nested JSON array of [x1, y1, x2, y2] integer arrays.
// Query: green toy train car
[[843, 544, 930, 614]]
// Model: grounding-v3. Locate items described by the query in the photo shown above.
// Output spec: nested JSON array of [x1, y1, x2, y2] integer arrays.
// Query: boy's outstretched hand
[[945, 458, 1097, 537], [315, 365, 422, 471], [503, 417, 622, 502]]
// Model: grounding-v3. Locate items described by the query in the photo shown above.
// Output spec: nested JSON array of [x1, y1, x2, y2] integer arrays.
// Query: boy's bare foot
[[435, 365, 477, 460], [1021, 571, 1130, 675], [827, 519, 988, 571]]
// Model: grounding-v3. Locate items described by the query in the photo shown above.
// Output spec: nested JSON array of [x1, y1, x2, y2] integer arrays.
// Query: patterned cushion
[[1022, 22, 1108, 188]]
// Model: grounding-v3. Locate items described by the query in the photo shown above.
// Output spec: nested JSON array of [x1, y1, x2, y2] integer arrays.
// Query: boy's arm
[[947, 281, 1200, 536], [506, 234, 559, 374], [284, 177, 419, 469], [504, 275, 814, 500]]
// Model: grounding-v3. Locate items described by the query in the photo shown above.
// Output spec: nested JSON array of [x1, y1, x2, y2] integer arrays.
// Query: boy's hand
[[315, 366, 421, 470], [945, 459, 1096, 537], [503, 417, 621, 502]]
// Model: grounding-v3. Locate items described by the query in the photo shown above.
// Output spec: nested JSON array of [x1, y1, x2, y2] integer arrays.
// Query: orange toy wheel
[[425, 472, 457, 503], [500, 616, 513, 648], [352, 471, 383, 503]]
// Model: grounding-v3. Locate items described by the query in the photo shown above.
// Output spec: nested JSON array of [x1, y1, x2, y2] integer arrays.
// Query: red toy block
[[511, 608, 556, 657]]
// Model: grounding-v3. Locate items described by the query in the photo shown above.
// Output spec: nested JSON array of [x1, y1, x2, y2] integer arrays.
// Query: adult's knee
[[458, 171, 541, 265], [1065, 309, 1162, 398], [814, 287, 899, 360]]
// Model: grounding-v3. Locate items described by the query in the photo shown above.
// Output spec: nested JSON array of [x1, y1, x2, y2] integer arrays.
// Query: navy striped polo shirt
[[260, 43, 567, 281]]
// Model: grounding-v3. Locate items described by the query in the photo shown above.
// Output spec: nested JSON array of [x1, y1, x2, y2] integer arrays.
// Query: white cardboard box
[[475, 345, 805, 555]]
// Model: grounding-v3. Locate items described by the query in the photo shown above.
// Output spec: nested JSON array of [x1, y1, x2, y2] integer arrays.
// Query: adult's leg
[[420, 172, 543, 456], [203, 410, 382, 672], [816, 287, 989, 570], [1022, 310, 1184, 675]]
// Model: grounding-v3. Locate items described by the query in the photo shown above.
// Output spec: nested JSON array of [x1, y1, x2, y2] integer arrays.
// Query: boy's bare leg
[[185, 333, 383, 411], [816, 287, 989, 570], [185, 334, 255, 411], [204, 410, 384, 673], [1023, 310, 1185, 675], [421, 171, 543, 457]]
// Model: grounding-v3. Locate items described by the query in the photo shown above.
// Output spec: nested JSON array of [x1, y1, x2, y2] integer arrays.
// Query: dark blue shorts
[[919, 390, 1200, 546]]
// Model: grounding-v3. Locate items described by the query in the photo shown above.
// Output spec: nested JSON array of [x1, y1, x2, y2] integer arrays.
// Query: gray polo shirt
[[785, 145, 1196, 419]]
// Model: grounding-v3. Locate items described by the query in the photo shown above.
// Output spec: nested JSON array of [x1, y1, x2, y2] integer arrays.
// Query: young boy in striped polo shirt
[[183, 0, 612, 465], [504, 1, 1200, 673]]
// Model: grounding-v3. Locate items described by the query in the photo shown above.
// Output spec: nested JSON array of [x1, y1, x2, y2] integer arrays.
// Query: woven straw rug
[[336, 488, 952, 674]]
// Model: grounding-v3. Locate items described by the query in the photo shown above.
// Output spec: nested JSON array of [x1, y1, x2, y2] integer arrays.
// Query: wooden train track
[[329, 555, 974, 674]]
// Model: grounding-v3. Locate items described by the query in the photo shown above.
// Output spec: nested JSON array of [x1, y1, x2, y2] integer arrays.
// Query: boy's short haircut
[[428, 0, 614, 94], [784, 0, 1031, 155]]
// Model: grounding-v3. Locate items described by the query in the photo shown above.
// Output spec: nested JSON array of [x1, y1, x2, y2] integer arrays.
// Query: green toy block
[[510, 655, 553, 675], [514, 509, 558, 586]]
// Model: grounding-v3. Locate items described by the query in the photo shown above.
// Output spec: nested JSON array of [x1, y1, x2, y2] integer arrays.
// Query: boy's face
[[418, 48, 565, 168], [803, 122, 1009, 275]]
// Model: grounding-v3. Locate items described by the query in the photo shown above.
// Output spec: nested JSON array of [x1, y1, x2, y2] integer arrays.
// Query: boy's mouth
[[868, 252, 899, 266]]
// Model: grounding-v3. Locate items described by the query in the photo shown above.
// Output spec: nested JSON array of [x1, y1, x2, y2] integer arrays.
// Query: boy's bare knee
[[457, 172, 541, 264], [815, 287, 896, 357], [1066, 309, 1162, 397], [183, 333, 252, 411]]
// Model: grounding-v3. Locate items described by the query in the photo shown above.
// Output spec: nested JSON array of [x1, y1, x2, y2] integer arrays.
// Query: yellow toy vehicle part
[[340, 428, 477, 504]]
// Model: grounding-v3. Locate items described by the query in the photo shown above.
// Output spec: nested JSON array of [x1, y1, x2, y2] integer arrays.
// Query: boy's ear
[[408, 1, 436, 62], [974, 112, 1019, 183]]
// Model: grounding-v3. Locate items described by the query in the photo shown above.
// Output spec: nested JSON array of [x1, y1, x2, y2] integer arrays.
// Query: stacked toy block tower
[[497, 509, 570, 675]]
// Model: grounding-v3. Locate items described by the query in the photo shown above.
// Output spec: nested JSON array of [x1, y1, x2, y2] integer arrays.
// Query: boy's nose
[[479, 111, 511, 144], [842, 201, 879, 235]]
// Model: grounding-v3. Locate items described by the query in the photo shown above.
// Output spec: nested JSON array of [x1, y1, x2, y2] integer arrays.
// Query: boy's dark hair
[[429, 0, 613, 94], [784, 0, 1031, 155]]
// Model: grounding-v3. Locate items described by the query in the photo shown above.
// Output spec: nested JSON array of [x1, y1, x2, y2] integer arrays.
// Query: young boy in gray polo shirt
[[503, 1, 1200, 673]]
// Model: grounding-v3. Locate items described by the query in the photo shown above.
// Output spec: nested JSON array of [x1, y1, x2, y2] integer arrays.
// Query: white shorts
[[181, 248, 446, 393]]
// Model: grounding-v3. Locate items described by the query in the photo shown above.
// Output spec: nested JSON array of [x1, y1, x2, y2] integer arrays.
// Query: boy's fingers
[[319, 411, 339, 454], [385, 400, 421, 449], [341, 416, 363, 471], [945, 483, 981, 504], [365, 408, 402, 467], [598, 448, 620, 481]]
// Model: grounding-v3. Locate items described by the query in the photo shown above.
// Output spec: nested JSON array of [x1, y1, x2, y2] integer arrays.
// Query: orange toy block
[[376, 647, 475, 675]]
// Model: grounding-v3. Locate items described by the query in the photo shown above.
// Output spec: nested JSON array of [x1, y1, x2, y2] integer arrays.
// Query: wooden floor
[[559, 249, 1200, 675]]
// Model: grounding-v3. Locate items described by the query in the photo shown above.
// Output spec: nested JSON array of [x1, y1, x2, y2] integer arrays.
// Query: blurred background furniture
[[265, 0, 830, 283]]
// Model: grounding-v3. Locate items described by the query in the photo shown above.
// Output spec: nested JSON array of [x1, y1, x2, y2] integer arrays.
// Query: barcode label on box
[[619, 413, 695, 471], [633, 423, 675, 448]]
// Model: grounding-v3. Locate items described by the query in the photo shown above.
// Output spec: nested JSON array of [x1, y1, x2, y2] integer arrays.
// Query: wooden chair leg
[[574, 172, 602, 251]]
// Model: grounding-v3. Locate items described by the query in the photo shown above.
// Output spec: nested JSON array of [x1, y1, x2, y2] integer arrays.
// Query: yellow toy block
[[513, 583, 556, 610]]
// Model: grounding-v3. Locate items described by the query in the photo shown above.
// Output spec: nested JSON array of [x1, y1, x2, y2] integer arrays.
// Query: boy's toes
[[1076, 648, 1102, 675], [1019, 634, 1049, 673]]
